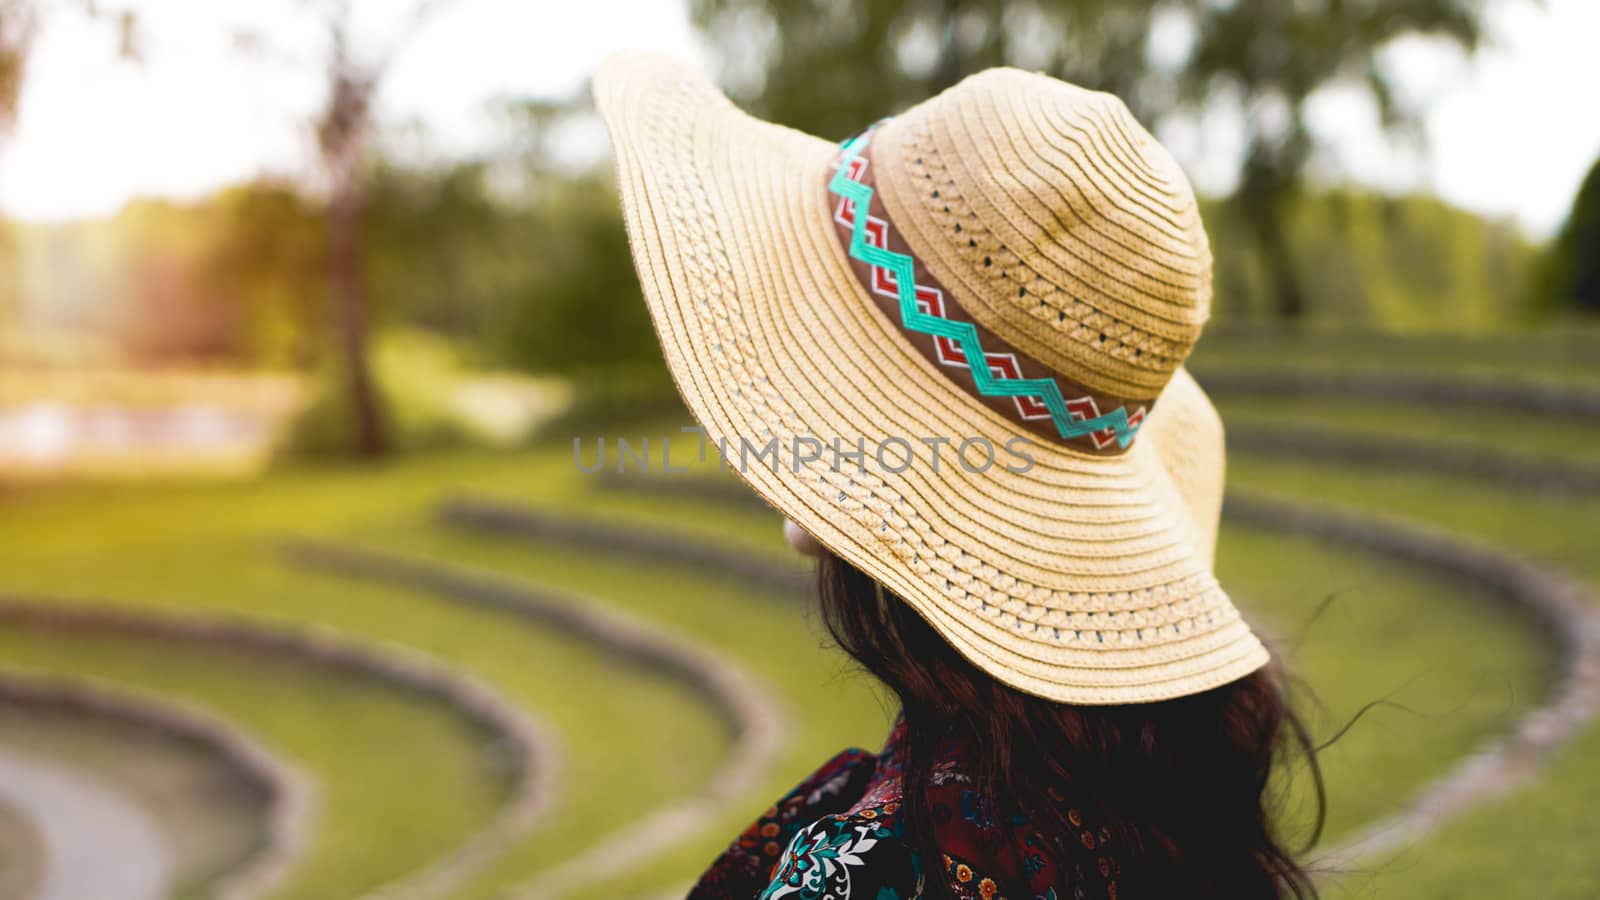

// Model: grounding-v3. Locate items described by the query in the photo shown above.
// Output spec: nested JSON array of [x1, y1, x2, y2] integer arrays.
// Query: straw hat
[[594, 52, 1268, 704]]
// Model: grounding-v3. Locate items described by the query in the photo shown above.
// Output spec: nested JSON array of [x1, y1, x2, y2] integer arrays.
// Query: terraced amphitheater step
[[0, 675, 309, 900], [1195, 368, 1600, 420], [0, 597, 554, 900], [577, 472, 1600, 867], [278, 540, 784, 900], [0, 747, 170, 900], [438, 493, 809, 598], [1225, 492, 1600, 863], [1225, 423, 1600, 493]]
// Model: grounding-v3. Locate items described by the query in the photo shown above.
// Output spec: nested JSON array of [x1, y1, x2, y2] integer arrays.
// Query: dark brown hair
[[817, 553, 1323, 900]]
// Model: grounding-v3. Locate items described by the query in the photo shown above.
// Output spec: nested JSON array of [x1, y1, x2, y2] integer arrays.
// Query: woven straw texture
[[874, 69, 1212, 399], [594, 52, 1268, 704]]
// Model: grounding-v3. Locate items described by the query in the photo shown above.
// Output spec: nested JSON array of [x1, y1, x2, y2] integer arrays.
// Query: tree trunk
[[329, 178, 387, 457]]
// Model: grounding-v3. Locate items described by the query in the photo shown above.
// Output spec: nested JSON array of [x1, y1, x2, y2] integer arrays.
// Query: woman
[[594, 53, 1321, 899]]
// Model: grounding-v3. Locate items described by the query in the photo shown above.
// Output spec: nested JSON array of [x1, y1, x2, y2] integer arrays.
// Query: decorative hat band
[[826, 124, 1152, 455]]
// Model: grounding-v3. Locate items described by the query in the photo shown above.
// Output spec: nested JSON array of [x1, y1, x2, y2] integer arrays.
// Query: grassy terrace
[[384, 521, 886, 898], [1214, 394, 1600, 464], [0, 699, 267, 898], [0, 456, 730, 899], [1191, 329, 1600, 385], [1160, 351, 1600, 897], [534, 412, 1592, 896], [1216, 526, 1549, 844], [430, 438, 1550, 895], [0, 629, 499, 900], [0, 367, 1588, 897], [1222, 455, 1600, 898]]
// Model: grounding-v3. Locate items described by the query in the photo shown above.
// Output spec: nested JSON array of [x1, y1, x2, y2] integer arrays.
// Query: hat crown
[[874, 68, 1212, 400], [593, 50, 1270, 703]]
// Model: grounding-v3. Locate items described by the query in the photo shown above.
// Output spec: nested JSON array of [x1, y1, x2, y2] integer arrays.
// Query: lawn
[[0, 391, 1584, 897], [0, 629, 502, 900], [1190, 328, 1600, 385], [391, 445, 1550, 897], [1190, 370, 1600, 897], [0, 454, 731, 899], [1215, 395, 1600, 465], [1225, 454, 1600, 898]]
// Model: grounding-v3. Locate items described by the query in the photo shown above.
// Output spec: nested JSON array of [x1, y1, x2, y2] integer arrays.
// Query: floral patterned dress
[[689, 719, 1120, 900]]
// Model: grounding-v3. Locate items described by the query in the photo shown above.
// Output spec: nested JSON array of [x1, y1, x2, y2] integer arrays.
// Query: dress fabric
[[688, 719, 1120, 900]]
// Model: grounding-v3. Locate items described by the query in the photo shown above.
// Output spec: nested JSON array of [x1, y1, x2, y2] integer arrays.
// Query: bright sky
[[2, 0, 1596, 237]]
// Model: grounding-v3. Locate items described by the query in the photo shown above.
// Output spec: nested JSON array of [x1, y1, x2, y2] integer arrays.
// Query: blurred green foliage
[[363, 162, 510, 343], [1532, 153, 1600, 315], [191, 182, 328, 366], [0, 0, 1587, 461], [0, 153, 1542, 376], [1208, 189, 1534, 329], [0, 161, 659, 362], [690, 0, 1496, 319], [690, 0, 1167, 140], [491, 172, 662, 379]]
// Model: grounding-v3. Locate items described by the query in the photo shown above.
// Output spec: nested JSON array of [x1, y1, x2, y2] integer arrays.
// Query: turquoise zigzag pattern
[[827, 129, 1143, 449]]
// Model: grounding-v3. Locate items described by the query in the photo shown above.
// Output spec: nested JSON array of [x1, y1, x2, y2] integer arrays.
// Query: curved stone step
[[1224, 491, 1600, 863], [0, 597, 555, 900], [1226, 422, 1600, 493], [0, 674, 311, 900], [438, 494, 809, 599], [0, 747, 170, 900], [1195, 368, 1600, 420], [577, 473, 1600, 867], [278, 540, 784, 900]]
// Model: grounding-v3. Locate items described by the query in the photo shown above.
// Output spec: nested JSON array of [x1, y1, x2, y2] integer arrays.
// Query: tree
[[495, 171, 663, 378], [0, 1, 31, 336], [301, 0, 458, 457], [314, 1, 386, 456], [363, 159, 508, 342], [485, 98, 664, 379], [1182, 0, 1488, 319], [0, 0, 31, 143], [689, 0, 1168, 141], [0, 1, 139, 143], [690, 0, 1499, 320], [195, 181, 329, 365], [1206, 188, 1533, 328], [1533, 154, 1600, 315]]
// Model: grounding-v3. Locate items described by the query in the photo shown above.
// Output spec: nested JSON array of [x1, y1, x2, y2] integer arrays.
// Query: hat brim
[[594, 52, 1268, 704]]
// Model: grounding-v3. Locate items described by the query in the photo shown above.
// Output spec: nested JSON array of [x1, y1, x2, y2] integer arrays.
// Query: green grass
[[1228, 457, 1600, 576], [0, 632, 502, 900], [1215, 395, 1600, 465], [1216, 526, 1549, 845], [0, 416, 1579, 897], [0, 450, 733, 898], [1379, 721, 1600, 899], [361, 505, 891, 898], [1226, 455, 1600, 897], [1190, 328, 1600, 385], [412, 462, 1548, 897], [436, 437, 1560, 894]]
